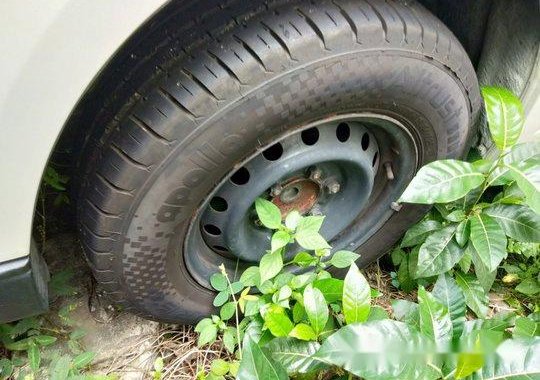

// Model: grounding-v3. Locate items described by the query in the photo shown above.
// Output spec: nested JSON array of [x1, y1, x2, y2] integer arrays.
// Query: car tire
[[79, 0, 480, 323]]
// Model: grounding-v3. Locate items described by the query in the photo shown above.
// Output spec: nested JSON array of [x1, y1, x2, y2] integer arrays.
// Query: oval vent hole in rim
[[336, 123, 350, 142], [301, 127, 319, 145], [372, 151, 379, 167], [263, 143, 284, 161], [231, 167, 250, 185], [213, 245, 230, 253], [204, 224, 222, 235], [210, 196, 228, 212], [361, 133, 370, 150]]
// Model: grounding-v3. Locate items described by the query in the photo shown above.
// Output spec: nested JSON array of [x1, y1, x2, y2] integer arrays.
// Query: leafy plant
[[393, 86, 540, 317]]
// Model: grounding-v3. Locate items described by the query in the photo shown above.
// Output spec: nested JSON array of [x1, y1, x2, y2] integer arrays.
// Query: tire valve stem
[[390, 202, 402, 212], [384, 162, 395, 181]]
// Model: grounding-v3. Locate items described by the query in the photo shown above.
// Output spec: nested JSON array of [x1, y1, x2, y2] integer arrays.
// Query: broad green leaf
[[461, 313, 515, 336], [470, 214, 507, 271], [399, 160, 484, 204], [237, 337, 288, 380], [292, 303, 306, 323], [285, 210, 301, 230], [459, 246, 473, 273], [504, 141, 540, 165], [72, 351, 96, 369], [417, 287, 453, 347], [272, 285, 292, 308], [416, 226, 463, 278], [220, 302, 236, 321], [288, 324, 317, 341], [392, 300, 420, 330], [271, 230, 290, 253], [343, 263, 371, 324], [367, 306, 389, 321], [0, 358, 13, 379], [314, 320, 440, 380], [516, 278, 540, 295], [455, 352, 484, 379], [485, 204, 540, 242], [513, 316, 539, 338], [49, 355, 71, 380], [262, 305, 294, 337], [223, 327, 237, 353], [432, 274, 466, 340], [296, 215, 324, 234], [213, 290, 230, 307], [33, 335, 57, 346], [456, 219, 470, 247], [211, 359, 230, 376], [446, 210, 467, 222], [482, 86, 524, 151], [295, 230, 330, 250], [303, 284, 329, 335], [290, 273, 316, 290], [397, 247, 419, 292], [259, 251, 283, 284], [313, 278, 343, 303], [198, 324, 218, 346], [266, 338, 322, 374], [255, 198, 282, 229], [210, 273, 228, 291], [330, 250, 360, 268], [465, 337, 540, 380], [506, 159, 540, 214], [240, 266, 260, 287], [455, 271, 489, 318], [28, 343, 40, 372], [470, 244, 497, 292], [292, 252, 316, 267]]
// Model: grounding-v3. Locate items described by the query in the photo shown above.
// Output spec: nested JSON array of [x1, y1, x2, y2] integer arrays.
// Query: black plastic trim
[[0, 244, 49, 323]]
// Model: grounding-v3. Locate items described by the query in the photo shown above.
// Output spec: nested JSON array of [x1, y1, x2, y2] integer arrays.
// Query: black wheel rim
[[184, 113, 418, 289]]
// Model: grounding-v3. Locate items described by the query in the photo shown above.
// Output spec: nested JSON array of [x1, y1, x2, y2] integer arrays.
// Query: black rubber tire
[[79, 0, 481, 323]]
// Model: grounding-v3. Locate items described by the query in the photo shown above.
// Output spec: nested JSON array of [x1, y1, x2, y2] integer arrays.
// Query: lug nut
[[310, 204, 323, 216], [270, 184, 282, 197], [384, 162, 394, 181], [326, 180, 340, 194], [309, 167, 322, 181]]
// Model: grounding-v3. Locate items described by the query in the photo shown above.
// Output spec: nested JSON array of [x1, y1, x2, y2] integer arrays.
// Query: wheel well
[[35, 0, 538, 240]]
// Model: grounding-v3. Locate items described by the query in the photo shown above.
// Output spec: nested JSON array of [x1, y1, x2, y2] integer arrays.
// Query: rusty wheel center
[[272, 178, 320, 218]]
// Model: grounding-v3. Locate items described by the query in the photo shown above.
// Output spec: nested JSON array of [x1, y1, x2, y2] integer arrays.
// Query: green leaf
[[466, 337, 540, 379], [505, 141, 540, 164], [210, 273, 228, 291], [391, 300, 419, 329], [314, 320, 439, 380], [213, 290, 230, 307], [470, 244, 497, 292], [0, 358, 13, 379], [367, 306, 389, 321], [211, 359, 230, 376], [470, 214, 507, 271], [271, 230, 290, 253], [397, 247, 419, 292], [285, 211, 301, 230], [456, 219, 470, 247], [455, 352, 484, 379], [432, 273, 466, 340], [28, 343, 40, 372], [446, 210, 467, 222], [455, 271, 489, 318], [401, 220, 442, 248], [33, 335, 57, 346], [195, 317, 213, 332], [516, 278, 540, 295], [295, 230, 330, 250], [416, 226, 463, 278], [240, 267, 260, 287], [288, 324, 317, 341], [417, 287, 453, 347], [399, 160, 484, 204], [459, 246, 473, 273], [313, 278, 343, 303], [292, 252, 316, 267], [259, 251, 283, 284], [289, 273, 316, 290], [343, 263, 371, 324], [513, 316, 539, 338], [255, 198, 282, 229], [292, 303, 306, 323], [49, 355, 71, 380], [72, 351, 96, 369], [223, 327, 237, 353], [272, 285, 292, 308], [198, 324, 218, 346], [481, 86, 524, 151], [506, 159, 540, 214], [266, 338, 322, 375], [220, 302, 236, 321], [262, 305, 294, 337], [296, 216, 325, 234], [330, 250, 360, 268], [303, 284, 329, 335], [237, 337, 288, 380], [484, 204, 540, 242]]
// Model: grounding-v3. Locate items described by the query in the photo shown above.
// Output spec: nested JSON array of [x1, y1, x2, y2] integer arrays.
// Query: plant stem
[[221, 266, 243, 359]]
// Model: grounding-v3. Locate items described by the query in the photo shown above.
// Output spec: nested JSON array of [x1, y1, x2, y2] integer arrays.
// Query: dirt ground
[[40, 233, 511, 379]]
